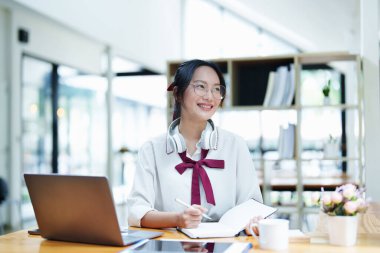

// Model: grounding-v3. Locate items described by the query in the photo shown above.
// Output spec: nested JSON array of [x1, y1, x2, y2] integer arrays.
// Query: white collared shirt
[[173, 123, 203, 160], [127, 127, 263, 227]]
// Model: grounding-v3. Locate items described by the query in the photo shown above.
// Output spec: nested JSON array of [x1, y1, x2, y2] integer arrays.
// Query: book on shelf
[[263, 71, 275, 107], [283, 64, 295, 106], [278, 124, 295, 159], [223, 73, 231, 107], [263, 65, 295, 107], [177, 199, 277, 239]]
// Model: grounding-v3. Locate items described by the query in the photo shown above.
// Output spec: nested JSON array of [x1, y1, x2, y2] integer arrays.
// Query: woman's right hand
[[177, 204, 207, 228], [245, 216, 263, 236]]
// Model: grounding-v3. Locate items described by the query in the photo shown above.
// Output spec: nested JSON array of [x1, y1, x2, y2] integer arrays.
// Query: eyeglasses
[[191, 82, 226, 100]]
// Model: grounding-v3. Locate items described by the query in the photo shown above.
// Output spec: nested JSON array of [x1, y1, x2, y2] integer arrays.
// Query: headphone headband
[[166, 118, 218, 154]]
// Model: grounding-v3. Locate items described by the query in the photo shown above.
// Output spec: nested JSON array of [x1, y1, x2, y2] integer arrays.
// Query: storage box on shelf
[[166, 53, 363, 229]]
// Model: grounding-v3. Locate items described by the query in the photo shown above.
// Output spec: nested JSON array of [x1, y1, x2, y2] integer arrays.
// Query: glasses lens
[[193, 83, 206, 97], [214, 85, 226, 100], [192, 83, 226, 100]]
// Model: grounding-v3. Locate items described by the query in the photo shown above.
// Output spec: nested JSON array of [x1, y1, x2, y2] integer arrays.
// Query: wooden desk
[[1, 228, 380, 253]]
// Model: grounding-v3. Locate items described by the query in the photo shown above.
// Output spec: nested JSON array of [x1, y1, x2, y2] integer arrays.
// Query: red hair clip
[[167, 83, 174, 91]]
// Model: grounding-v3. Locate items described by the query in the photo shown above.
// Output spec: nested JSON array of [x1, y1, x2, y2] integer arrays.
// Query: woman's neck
[[178, 117, 207, 154]]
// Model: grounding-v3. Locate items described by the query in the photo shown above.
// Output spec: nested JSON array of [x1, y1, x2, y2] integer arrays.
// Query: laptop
[[24, 174, 163, 246]]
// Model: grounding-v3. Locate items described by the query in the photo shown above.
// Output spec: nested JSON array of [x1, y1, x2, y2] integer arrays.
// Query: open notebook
[[178, 199, 277, 238]]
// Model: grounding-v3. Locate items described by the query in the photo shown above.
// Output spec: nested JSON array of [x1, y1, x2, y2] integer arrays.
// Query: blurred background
[[0, 0, 379, 234]]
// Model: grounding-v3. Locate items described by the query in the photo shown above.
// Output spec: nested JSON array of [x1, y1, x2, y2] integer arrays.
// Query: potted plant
[[322, 79, 331, 105], [323, 134, 339, 158], [313, 184, 368, 246]]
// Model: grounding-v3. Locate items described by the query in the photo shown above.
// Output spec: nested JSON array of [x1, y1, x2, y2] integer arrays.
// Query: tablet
[[121, 239, 252, 253]]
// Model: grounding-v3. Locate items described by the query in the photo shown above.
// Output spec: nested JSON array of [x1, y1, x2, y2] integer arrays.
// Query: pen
[[175, 198, 212, 220]]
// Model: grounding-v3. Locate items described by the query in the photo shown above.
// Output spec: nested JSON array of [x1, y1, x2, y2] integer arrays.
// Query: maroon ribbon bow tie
[[175, 149, 224, 206]]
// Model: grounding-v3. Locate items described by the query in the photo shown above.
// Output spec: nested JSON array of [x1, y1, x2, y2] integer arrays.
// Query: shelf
[[272, 206, 297, 213], [271, 206, 320, 214], [273, 204, 320, 214], [219, 104, 359, 112], [300, 104, 359, 110], [220, 105, 296, 111], [298, 52, 358, 64], [252, 158, 296, 162], [259, 176, 357, 191], [303, 206, 321, 214], [301, 157, 359, 162], [252, 157, 359, 162]]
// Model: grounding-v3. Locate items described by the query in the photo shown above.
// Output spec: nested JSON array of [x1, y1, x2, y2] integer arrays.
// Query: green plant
[[327, 134, 337, 143], [322, 79, 331, 97]]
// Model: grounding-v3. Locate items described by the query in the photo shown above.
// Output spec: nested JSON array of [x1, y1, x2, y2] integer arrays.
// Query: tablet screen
[[121, 240, 251, 253]]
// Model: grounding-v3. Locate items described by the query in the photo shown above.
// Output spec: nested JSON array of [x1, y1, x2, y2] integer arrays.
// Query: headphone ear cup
[[172, 133, 186, 153], [209, 129, 218, 149]]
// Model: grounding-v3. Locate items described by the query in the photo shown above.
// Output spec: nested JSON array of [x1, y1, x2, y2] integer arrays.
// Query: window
[[58, 68, 107, 175], [112, 75, 167, 188], [20, 56, 108, 225]]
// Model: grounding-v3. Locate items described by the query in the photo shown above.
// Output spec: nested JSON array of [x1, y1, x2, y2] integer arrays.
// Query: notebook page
[[219, 199, 277, 232], [179, 223, 237, 238]]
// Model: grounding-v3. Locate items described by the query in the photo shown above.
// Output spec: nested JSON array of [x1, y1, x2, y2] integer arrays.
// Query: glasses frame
[[191, 82, 226, 100]]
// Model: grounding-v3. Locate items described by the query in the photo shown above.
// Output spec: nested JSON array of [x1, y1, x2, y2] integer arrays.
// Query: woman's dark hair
[[170, 59, 226, 121]]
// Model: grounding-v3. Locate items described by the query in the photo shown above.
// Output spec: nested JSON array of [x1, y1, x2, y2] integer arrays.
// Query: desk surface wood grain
[[1, 228, 380, 253]]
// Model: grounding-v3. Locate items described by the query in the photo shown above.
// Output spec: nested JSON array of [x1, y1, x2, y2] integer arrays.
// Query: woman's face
[[180, 66, 222, 123]]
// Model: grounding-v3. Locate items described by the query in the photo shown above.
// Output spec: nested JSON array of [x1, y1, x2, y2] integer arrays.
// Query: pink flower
[[322, 194, 332, 205], [355, 198, 367, 212], [318, 184, 367, 216], [311, 192, 320, 204], [342, 184, 356, 199], [344, 201, 358, 214], [331, 191, 343, 204]]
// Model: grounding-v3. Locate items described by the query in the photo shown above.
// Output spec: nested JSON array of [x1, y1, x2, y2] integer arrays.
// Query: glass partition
[[21, 56, 53, 224], [58, 67, 107, 175]]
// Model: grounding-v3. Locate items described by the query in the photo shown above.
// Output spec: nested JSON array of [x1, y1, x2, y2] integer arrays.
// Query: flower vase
[[327, 215, 358, 246]]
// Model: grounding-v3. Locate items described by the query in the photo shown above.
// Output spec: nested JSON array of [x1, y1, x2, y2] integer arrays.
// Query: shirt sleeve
[[127, 141, 157, 227], [235, 136, 263, 205]]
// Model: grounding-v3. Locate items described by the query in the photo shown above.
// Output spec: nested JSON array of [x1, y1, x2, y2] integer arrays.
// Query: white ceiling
[[11, 0, 368, 72], [220, 0, 360, 52]]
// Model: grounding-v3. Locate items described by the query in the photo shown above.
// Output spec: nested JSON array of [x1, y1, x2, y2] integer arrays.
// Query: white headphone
[[166, 118, 219, 154]]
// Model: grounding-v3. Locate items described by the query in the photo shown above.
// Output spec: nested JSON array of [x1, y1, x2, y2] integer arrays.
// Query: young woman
[[127, 59, 262, 231]]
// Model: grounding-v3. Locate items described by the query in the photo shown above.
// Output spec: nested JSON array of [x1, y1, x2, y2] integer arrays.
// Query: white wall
[[11, 7, 105, 74], [361, 0, 380, 201], [0, 7, 9, 233], [0, 6, 8, 181]]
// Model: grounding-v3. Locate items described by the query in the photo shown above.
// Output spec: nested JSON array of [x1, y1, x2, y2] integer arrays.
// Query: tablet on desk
[[121, 240, 252, 253]]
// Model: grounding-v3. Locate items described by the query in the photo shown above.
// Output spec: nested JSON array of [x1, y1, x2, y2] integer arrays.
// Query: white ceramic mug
[[249, 218, 289, 251]]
